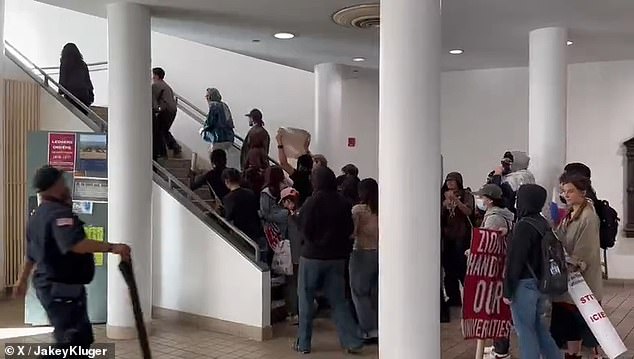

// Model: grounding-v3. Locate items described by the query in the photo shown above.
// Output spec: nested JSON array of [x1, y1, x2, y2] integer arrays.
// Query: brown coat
[[555, 202, 603, 303], [240, 125, 270, 169]]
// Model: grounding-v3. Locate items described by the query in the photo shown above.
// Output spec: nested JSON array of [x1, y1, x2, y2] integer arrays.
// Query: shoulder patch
[[56, 218, 74, 227]]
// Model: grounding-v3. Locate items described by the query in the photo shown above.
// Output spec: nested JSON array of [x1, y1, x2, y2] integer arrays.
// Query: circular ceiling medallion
[[332, 4, 380, 29]]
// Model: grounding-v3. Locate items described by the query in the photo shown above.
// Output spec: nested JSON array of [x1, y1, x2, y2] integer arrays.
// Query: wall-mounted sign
[[73, 177, 108, 203], [72, 201, 94, 215], [48, 133, 76, 171], [78, 134, 107, 175], [348, 137, 356, 148]]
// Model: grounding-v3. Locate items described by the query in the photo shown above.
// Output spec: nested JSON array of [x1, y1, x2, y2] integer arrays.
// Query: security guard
[[14, 165, 131, 349]]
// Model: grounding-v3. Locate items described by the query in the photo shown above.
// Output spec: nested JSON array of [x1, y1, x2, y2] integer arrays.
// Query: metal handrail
[[152, 163, 261, 263], [4, 41, 108, 132], [5, 41, 261, 264], [41, 61, 108, 71]]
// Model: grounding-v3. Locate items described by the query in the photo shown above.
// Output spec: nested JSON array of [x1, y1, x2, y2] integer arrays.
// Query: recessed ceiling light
[[274, 32, 295, 40], [252, 39, 261, 43], [352, 57, 366, 62], [449, 49, 464, 55], [567, 40, 574, 46]]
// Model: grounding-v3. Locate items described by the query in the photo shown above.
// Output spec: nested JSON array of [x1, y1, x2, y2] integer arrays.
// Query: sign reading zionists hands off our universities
[[462, 228, 512, 340]]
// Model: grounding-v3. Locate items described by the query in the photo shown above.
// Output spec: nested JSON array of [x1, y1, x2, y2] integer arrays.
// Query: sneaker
[[292, 339, 310, 354], [485, 351, 510, 359], [345, 346, 363, 355]]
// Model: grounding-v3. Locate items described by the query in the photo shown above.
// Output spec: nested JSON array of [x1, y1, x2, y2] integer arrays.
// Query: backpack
[[521, 217, 568, 296], [594, 199, 619, 249]]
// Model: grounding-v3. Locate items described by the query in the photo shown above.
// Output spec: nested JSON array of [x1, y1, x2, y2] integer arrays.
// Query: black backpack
[[521, 217, 569, 296], [594, 199, 619, 249]]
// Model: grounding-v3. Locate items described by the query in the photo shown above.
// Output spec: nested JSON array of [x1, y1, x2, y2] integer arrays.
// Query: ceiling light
[[274, 32, 295, 40], [449, 49, 464, 55], [252, 39, 261, 43], [567, 40, 574, 46], [352, 57, 366, 62]]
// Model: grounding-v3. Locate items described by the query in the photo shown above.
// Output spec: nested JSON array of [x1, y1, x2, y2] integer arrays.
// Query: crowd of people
[[442, 151, 609, 359], [183, 109, 378, 354], [56, 43, 612, 357]]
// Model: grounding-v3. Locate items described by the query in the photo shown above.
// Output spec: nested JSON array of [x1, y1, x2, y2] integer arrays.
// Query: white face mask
[[476, 197, 488, 211]]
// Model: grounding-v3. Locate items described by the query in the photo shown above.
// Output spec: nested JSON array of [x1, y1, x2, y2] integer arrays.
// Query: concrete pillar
[[528, 27, 568, 215], [106, 1, 152, 339], [379, 0, 441, 356], [314, 63, 345, 166]]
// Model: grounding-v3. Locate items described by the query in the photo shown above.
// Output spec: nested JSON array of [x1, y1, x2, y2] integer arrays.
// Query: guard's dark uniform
[[26, 198, 95, 347]]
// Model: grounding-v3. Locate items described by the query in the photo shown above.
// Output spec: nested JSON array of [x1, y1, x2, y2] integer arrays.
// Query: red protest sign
[[48, 132, 76, 171], [462, 228, 512, 340]]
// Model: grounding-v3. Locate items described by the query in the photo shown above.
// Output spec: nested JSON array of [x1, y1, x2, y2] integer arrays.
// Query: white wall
[[340, 68, 379, 179], [5, 0, 315, 161], [441, 67, 529, 189], [567, 60, 634, 279], [152, 183, 270, 328]]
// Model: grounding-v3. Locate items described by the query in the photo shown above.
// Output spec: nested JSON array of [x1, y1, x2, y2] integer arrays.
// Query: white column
[[314, 63, 344, 165], [106, 2, 152, 339], [0, 0, 6, 291], [528, 27, 567, 214], [379, 0, 441, 357]]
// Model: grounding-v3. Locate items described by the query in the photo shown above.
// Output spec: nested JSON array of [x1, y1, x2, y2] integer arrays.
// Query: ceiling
[[37, 0, 634, 72]]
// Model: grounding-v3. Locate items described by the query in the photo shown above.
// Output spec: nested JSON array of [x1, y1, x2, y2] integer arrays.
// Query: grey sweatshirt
[[481, 207, 515, 231]]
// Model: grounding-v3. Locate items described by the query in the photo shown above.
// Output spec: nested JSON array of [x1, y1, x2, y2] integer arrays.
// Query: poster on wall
[[85, 226, 105, 266], [462, 228, 512, 340], [73, 177, 108, 203], [48, 133, 76, 171], [72, 201, 94, 215], [78, 134, 107, 174]]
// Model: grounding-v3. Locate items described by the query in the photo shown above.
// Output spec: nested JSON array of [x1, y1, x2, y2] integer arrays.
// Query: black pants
[[441, 239, 467, 305], [161, 110, 180, 152], [153, 110, 179, 160], [36, 284, 93, 357]]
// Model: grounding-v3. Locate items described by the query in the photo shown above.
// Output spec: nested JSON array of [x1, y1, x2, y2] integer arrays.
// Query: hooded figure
[[299, 167, 354, 259], [201, 88, 235, 145], [488, 151, 536, 215], [504, 184, 549, 299], [441, 171, 474, 307], [503, 184, 561, 359]]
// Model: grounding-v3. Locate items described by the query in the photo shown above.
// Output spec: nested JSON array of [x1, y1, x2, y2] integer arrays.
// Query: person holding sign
[[551, 175, 603, 359], [503, 184, 561, 359], [474, 184, 515, 359]]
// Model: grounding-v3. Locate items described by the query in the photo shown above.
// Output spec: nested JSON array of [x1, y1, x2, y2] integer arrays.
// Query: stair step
[[164, 158, 191, 169], [167, 167, 191, 179], [91, 106, 108, 121]]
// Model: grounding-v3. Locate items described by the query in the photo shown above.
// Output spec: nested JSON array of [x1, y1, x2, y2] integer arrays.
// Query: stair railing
[[4, 41, 261, 264]]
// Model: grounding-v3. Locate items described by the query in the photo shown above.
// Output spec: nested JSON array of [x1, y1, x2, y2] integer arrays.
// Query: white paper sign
[[568, 272, 627, 359]]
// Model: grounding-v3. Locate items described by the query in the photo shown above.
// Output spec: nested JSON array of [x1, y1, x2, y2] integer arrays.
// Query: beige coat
[[555, 202, 603, 303]]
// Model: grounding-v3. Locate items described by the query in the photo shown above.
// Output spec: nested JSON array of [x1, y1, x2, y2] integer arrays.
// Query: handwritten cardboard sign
[[462, 228, 512, 340]]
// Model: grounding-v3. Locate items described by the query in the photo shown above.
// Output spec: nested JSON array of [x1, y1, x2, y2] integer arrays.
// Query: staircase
[[4, 40, 295, 326]]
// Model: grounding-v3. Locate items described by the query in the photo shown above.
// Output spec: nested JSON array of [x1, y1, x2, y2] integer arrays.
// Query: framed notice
[[73, 177, 108, 203], [78, 134, 107, 174], [48, 133, 76, 171], [462, 228, 512, 340]]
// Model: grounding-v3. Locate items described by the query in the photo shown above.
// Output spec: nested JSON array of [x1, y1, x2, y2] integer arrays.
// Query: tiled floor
[[1, 281, 634, 358]]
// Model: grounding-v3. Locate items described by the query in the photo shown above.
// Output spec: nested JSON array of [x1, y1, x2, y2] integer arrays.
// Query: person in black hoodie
[[294, 167, 363, 354], [441, 172, 474, 307], [59, 43, 94, 114], [503, 184, 561, 359]]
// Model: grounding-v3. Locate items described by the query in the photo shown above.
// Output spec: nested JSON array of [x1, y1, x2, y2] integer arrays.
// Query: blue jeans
[[349, 250, 378, 336], [298, 257, 362, 351], [510, 279, 562, 359]]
